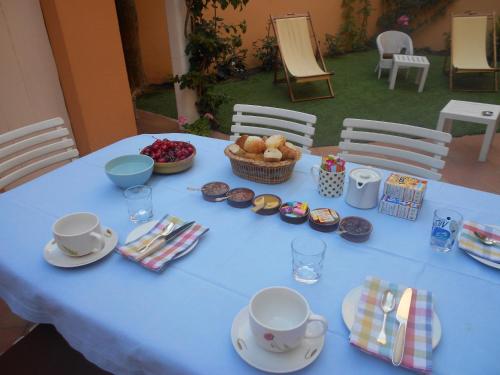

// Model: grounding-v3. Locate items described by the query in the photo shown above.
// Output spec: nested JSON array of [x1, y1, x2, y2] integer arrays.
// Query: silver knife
[[136, 221, 196, 261], [391, 288, 413, 366]]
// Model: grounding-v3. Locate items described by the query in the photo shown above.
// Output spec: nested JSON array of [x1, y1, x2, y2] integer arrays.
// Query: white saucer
[[341, 286, 441, 349], [466, 252, 500, 270], [126, 220, 198, 260], [44, 227, 118, 268], [231, 307, 324, 373]]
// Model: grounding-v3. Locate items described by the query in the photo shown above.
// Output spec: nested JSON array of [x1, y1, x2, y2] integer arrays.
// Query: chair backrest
[[451, 13, 493, 69], [271, 14, 327, 77], [339, 118, 452, 181], [230, 104, 316, 153], [0, 117, 79, 190], [377, 31, 414, 57]]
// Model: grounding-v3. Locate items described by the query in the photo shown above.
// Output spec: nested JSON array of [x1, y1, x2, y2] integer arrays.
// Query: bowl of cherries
[[140, 138, 196, 174]]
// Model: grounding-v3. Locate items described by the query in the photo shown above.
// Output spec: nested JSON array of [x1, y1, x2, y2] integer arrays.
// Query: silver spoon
[[474, 231, 500, 246], [377, 289, 396, 345]]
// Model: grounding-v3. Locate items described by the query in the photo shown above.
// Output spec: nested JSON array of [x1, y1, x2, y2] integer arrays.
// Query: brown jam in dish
[[203, 182, 229, 196], [341, 217, 371, 234], [229, 188, 253, 202]]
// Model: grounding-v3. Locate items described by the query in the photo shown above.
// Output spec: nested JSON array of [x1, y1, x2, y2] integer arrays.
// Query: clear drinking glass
[[124, 185, 153, 223], [430, 208, 463, 253], [291, 236, 326, 284]]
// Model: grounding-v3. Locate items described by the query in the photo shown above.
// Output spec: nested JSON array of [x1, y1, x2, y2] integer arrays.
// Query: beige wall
[[0, 0, 72, 138], [136, 0, 173, 84], [40, 0, 137, 155], [211, 0, 383, 67], [138, 0, 500, 82], [413, 0, 500, 50]]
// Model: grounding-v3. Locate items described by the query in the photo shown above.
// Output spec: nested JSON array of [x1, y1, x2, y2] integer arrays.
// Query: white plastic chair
[[339, 118, 452, 180], [230, 104, 316, 153], [0, 117, 79, 190], [375, 31, 414, 79]]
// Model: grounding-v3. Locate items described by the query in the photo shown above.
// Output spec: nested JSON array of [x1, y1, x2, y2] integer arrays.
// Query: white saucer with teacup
[[44, 212, 118, 268], [231, 286, 327, 373]]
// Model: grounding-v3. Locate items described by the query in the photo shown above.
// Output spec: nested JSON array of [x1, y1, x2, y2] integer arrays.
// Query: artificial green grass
[[136, 49, 500, 147]]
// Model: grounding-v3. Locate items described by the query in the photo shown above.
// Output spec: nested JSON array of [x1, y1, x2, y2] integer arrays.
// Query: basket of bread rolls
[[224, 134, 302, 184]]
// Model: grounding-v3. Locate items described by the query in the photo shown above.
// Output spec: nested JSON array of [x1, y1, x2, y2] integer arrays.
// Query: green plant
[[377, 0, 455, 34], [327, 0, 372, 56], [252, 21, 279, 71], [180, 114, 213, 137], [175, 0, 250, 126], [325, 33, 345, 57]]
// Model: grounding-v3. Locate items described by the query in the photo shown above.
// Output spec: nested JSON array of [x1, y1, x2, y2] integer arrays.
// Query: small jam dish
[[339, 216, 372, 242], [202, 181, 230, 202], [252, 194, 282, 215], [226, 188, 255, 208], [279, 201, 309, 224], [308, 208, 340, 232]]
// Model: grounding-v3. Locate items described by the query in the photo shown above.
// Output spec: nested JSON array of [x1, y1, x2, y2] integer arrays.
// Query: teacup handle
[[310, 166, 321, 184], [304, 314, 328, 339], [89, 231, 105, 253]]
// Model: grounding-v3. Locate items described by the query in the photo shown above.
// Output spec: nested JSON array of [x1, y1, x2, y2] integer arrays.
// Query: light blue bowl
[[105, 154, 154, 189]]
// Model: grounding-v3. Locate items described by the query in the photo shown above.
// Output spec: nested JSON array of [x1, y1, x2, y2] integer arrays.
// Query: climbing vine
[[175, 0, 249, 127], [326, 0, 372, 56]]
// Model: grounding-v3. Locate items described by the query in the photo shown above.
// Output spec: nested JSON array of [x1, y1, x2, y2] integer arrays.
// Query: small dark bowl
[[202, 181, 230, 202], [308, 208, 340, 232], [252, 194, 282, 215], [227, 188, 255, 208], [279, 202, 309, 224], [339, 216, 373, 242]]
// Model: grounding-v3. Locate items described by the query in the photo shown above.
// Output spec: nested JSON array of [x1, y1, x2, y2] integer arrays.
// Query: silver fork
[[137, 222, 175, 254]]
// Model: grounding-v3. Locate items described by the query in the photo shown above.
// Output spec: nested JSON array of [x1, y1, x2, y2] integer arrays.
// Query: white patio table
[[0, 134, 499, 375]]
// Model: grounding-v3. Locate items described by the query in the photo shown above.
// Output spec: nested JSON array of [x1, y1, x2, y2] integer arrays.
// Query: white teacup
[[249, 286, 328, 352], [53, 212, 105, 257]]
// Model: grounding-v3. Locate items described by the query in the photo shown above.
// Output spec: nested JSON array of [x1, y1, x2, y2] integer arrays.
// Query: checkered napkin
[[349, 276, 433, 374], [458, 221, 500, 263], [117, 215, 208, 272]]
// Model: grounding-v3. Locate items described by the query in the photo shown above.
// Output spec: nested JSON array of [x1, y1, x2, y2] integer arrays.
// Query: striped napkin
[[458, 221, 500, 263], [349, 276, 433, 374], [117, 215, 208, 272]]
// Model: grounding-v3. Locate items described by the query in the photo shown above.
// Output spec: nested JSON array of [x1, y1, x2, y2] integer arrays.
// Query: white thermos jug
[[345, 168, 381, 209]]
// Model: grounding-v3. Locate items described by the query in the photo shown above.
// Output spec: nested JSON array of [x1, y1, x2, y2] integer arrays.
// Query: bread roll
[[243, 136, 266, 154], [286, 142, 302, 160], [229, 143, 246, 156], [265, 135, 286, 149], [241, 152, 265, 161], [235, 135, 248, 149], [278, 144, 298, 160], [263, 148, 282, 162]]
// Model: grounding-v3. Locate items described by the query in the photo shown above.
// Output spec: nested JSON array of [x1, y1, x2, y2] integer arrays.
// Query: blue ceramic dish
[[105, 154, 154, 189]]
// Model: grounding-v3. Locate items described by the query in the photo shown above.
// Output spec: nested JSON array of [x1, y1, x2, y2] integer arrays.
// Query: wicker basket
[[224, 146, 297, 184]]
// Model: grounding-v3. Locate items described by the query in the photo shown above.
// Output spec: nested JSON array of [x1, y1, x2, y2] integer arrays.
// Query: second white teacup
[[249, 286, 328, 352], [53, 212, 105, 257]]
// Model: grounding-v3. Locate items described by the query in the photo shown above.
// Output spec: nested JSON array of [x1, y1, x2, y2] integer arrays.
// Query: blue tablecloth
[[0, 134, 499, 375]]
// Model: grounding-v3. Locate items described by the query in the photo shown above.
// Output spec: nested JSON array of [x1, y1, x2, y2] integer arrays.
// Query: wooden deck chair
[[339, 118, 452, 181], [271, 13, 334, 102], [450, 12, 499, 91]]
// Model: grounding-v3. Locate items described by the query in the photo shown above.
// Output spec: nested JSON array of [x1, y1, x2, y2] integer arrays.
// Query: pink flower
[[177, 116, 189, 127], [397, 15, 409, 27], [264, 333, 274, 341]]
